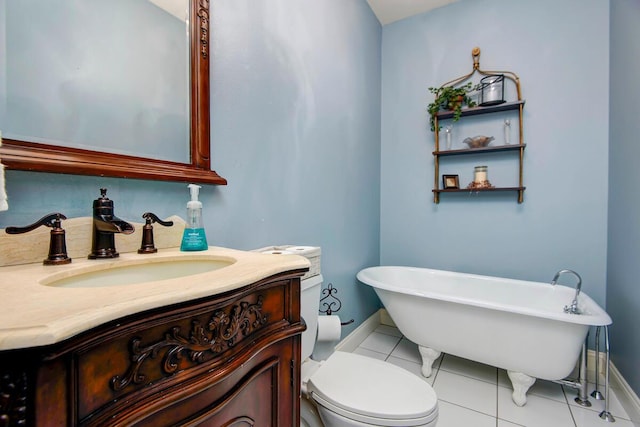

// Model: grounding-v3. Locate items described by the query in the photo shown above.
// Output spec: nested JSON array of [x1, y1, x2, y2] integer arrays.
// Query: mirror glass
[[0, 0, 226, 184], [2, 0, 190, 162]]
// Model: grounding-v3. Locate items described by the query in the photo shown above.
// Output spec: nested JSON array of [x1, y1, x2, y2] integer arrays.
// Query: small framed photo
[[442, 174, 459, 189]]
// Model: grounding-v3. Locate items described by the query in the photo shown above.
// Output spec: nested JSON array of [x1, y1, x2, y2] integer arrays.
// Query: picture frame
[[442, 174, 460, 189]]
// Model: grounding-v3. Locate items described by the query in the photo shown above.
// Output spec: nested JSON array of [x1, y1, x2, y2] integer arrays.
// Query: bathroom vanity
[[0, 247, 309, 426]]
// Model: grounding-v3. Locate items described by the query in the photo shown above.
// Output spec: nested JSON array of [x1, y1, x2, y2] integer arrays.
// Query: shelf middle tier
[[434, 143, 526, 157]]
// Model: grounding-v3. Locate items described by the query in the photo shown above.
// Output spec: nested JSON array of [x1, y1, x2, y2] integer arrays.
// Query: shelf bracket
[[438, 47, 522, 101]]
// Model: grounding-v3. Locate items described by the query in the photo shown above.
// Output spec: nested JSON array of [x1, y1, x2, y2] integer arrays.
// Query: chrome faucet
[[551, 269, 582, 314], [89, 188, 135, 259]]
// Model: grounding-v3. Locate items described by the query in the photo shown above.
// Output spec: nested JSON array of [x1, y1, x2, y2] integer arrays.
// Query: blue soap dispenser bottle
[[180, 184, 208, 251]]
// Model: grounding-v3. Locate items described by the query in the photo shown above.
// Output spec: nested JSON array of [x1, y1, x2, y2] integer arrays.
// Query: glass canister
[[480, 74, 505, 106], [474, 166, 488, 183]]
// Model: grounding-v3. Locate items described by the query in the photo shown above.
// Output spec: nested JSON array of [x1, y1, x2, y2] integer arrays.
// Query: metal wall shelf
[[431, 48, 525, 204]]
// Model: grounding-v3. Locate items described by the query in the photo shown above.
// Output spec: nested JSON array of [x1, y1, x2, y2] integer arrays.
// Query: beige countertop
[[0, 246, 309, 351]]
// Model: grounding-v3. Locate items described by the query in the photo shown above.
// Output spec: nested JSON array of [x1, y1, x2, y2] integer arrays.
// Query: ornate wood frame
[[0, 0, 226, 185]]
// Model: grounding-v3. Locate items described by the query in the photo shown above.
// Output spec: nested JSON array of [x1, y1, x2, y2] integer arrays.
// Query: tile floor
[[349, 324, 635, 427]]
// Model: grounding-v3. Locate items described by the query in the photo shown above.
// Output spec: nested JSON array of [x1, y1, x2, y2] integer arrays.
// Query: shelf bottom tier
[[432, 187, 525, 203]]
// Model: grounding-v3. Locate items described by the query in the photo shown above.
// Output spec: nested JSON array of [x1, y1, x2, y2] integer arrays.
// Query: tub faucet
[[551, 269, 582, 314], [89, 188, 134, 259]]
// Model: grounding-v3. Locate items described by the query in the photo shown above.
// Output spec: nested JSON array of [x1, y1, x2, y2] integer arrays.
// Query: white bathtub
[[357, 266, 612, 406]]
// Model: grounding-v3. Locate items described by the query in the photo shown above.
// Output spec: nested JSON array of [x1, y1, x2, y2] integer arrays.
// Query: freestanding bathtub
[[357, 266, 612, 406]]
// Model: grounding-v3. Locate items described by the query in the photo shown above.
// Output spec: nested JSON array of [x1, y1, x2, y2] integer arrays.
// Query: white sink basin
[[43, 258, 235, 288]]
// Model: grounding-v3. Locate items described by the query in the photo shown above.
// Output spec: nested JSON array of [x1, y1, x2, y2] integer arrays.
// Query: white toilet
[[300, 275, 438, 427]]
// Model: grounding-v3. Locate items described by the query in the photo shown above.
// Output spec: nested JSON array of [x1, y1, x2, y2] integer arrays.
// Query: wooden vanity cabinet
[[0, 270, 306, 426]]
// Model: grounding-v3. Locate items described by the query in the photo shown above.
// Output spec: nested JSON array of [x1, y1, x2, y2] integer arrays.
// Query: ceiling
[[148, 0, 188, 20], [149, 0, 457, 26], [366, 0, 458, 25]]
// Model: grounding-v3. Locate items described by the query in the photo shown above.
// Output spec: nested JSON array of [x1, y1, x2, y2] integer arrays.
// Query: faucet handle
[[138, 212, 174, 254], [564, 302, 582, 315], [5, 213, 72, 265]]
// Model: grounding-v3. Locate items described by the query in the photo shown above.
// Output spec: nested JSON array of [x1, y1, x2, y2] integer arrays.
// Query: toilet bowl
[[304, 352, 438, 427], [300, 274, 438, 427]]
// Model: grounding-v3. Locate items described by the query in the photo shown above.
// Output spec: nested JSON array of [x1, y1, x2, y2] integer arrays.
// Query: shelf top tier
[[436, 100, 525, 120]]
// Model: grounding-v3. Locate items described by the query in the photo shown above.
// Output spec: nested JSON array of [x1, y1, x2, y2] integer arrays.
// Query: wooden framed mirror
[[0, 0, 226, 185]]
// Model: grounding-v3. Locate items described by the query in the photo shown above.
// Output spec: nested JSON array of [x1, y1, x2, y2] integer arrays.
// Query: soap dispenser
[[180, 184, 208, 251]]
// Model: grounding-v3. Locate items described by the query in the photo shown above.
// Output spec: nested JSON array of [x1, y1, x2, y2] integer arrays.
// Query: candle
[[504, 119, 511, 145], [480, 74, 504, 106], [474, 166, 488, 183]]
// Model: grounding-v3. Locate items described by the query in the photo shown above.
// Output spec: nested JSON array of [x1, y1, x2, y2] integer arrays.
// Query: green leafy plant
[[428, 82, 478, 132]]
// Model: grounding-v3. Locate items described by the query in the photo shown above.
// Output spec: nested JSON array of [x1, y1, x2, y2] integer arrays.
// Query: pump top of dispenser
[[187, 184, 202, 209]]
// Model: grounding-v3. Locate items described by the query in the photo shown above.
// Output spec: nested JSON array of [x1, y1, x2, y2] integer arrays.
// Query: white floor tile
[[529, 379, 567, 403], [374, 324, 403, 337], [498, 369, 567, 403], [497, 420, 525, 426], [436, 400, 496, 427], [343, 328, 637, 427], [352, 347, 387, 361], [389, 337, 423, 364], [358, 331, 401, 355], [433, 370, 497, 417], [440, 354, 498, 384], [498, 385, 576, 427], [498, 369, 511, 387], [570, 404, 636, 427], [565, 385, 632, 421], [386, 356, 436, 385]]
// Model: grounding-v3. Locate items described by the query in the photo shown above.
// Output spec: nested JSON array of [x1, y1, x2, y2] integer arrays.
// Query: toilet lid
[[308, 352, 438, 426]]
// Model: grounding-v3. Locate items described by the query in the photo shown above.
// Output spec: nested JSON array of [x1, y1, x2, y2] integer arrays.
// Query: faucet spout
[[94, 214, 135, 234], [550, 269, 582, 314], [89, 189, 135, 259]]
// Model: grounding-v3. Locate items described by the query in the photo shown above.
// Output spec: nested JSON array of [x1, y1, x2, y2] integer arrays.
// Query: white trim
[[338, 309, 640, 426], [610, 361, 640, 426], [334, 309, 383, 353], [585, 349, 640, 425], [380, 309, 396, 327]]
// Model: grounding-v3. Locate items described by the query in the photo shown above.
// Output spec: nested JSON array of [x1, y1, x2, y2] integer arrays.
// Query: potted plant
[[427, 82, 478, 131]]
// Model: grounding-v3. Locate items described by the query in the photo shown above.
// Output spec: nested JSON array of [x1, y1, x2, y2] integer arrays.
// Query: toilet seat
[[307, 352, 438, 427]]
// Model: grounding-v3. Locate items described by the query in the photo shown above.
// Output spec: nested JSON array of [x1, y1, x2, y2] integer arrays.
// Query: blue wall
[[381, 0, 640, 397], [2, 0, 637, 398], [380, 0, 609, 306], [608, 0, 640, 396], [0, 0, 382, 336]]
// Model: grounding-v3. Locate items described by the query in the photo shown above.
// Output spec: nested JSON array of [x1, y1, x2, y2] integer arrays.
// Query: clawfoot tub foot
[[418, 346, 441, 377], [507, 371, 536, 406]]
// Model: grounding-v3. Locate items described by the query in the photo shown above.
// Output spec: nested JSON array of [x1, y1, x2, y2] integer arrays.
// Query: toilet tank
[[301, 274, 323, 360]]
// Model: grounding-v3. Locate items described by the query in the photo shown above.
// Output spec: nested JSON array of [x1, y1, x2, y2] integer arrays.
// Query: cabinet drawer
[[75, 279, 295, 421]]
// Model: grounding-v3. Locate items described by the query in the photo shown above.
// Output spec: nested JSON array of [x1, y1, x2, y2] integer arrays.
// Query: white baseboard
[[334, 309, 384, 353], [610, 360, 640, 425], [338, 309, 640, 425], [379, 309, 396, 327], [581, 348, 640, 425]]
